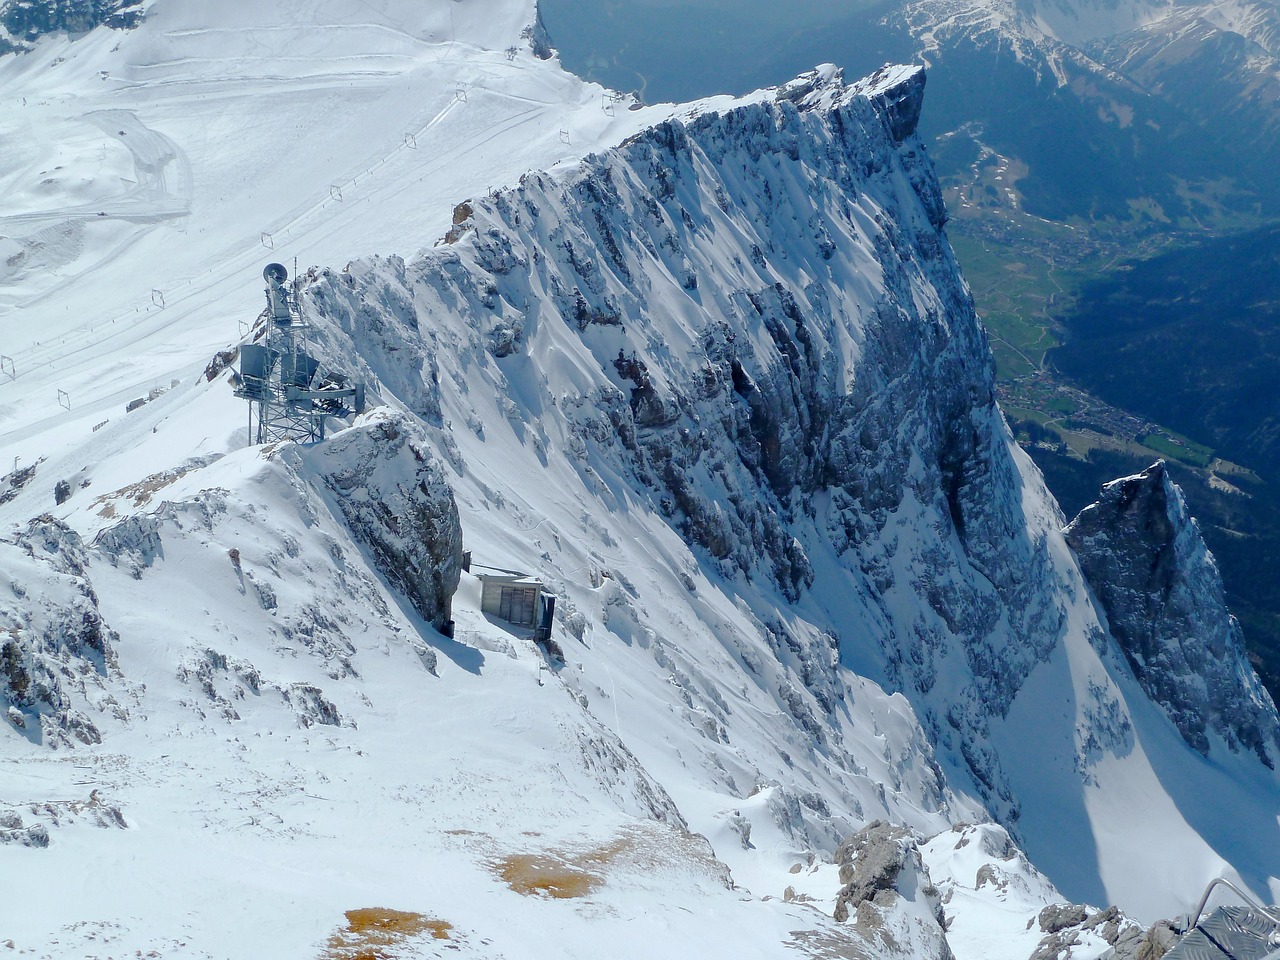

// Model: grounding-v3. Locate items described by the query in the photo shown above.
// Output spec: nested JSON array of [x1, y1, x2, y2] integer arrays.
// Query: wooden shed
[[477, 572, 544, 628]]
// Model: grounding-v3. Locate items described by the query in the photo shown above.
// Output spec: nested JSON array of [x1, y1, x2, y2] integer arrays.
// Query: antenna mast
[[234, 262, 364, 444]]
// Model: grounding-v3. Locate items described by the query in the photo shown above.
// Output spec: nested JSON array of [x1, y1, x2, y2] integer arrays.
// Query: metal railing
[[1185, 877, 1280, 934]]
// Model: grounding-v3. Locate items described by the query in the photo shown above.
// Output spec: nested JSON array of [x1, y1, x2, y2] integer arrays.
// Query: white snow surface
[[2, 1, 1279, 957]]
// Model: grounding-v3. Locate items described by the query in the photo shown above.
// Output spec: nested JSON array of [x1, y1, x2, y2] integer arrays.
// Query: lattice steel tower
[[235, 263, 363, 443]]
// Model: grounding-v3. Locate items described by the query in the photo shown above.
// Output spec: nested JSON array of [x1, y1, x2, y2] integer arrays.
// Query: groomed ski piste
[[2, 2, 1278, 958]]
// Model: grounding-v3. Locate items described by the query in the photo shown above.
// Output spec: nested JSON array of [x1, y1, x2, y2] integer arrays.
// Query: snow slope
[[2, 1, 1278, 957]]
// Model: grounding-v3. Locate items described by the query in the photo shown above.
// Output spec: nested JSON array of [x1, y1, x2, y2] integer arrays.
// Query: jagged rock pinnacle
[[1066, 462, 1280, 766]]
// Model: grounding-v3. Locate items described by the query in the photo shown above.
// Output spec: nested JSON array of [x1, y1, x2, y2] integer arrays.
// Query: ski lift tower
[[235, 263, 364, 444]]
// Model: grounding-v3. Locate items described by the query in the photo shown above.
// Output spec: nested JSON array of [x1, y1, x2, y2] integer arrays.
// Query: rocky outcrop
[[1066, 462, 1280, 766], [301, 410, 463, 631], [0, 517, 123, 747], [1028, 904, 1142, 960], [833, 820, 954, 960]]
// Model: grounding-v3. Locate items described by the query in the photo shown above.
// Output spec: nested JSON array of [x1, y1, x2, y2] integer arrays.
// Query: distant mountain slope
[[545, 0, 1280, 227], [0, 0, 144, 52], [1052, 225, 1280, 478]]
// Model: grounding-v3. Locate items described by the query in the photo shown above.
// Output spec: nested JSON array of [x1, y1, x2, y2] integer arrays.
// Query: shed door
[[499, 587, 537, 626]]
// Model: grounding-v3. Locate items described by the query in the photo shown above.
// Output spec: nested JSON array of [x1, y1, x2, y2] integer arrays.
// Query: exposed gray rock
[[1066, 462, 1280, 766], [1038, 903, 1090, 934], [302, 409, 463, 630], [835, 821, 916, 913], [1026, 903, 1143, 960], [1133, 920, 1179, 960], [0, 517, 122, 747], [833, 820, 954, 960], [284, 683, 343, 728]]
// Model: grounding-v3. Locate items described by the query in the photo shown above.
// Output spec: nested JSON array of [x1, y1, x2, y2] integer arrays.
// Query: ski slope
[[0, 0, 679, 461]]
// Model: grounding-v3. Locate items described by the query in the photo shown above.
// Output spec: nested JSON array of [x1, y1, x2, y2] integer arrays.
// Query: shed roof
[[474, 571, 542, 587]]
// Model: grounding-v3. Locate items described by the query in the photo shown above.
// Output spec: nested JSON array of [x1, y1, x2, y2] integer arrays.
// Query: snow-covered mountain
[[901, 0, 1280, 221], [1, 2, 1278, 957], [0, 0, 145, 54]]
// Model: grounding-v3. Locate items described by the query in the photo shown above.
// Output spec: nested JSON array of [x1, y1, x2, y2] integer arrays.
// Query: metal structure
[[235, 262, 364, 444], [472, 563, 557, 641], [1166, 879, 1280, 960]]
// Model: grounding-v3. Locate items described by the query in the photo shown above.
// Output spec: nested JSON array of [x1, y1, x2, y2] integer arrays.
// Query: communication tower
[[235, 262, 364, 444]]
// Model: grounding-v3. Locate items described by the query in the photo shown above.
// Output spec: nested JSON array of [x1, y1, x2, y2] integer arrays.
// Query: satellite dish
[[263, 262, 288, 285]]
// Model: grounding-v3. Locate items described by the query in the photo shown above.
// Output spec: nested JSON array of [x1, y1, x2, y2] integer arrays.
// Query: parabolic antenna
[[263, 262, 288, 285]]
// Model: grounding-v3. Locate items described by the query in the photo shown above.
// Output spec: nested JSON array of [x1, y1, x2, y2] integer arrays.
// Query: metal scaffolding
[[235, 263, 363, 444]]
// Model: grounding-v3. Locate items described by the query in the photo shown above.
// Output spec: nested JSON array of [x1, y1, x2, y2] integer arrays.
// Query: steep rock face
[[833, 820, 954, 960], [304, 65, 1084, 822], [1065, 462, 1280, 765], [295, 63, 1279, 915], [300, 409, 463, 631]]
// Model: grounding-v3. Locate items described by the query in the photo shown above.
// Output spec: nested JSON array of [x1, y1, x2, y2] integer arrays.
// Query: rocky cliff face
[[1065, 461, 1280, 766], [279, 59, 1280, 918], [300, 409, 464, 631], [302, 63, 1103, 828]]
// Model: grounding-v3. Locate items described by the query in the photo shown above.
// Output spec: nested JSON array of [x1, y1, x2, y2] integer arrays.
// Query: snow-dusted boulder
[[1066, 462, 1280, 766], [833, 820, 954, 960], [301, 409, 463, 631]]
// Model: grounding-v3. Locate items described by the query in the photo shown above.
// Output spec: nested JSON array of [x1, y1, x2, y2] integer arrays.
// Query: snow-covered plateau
[[1, 2, 1277, 958]]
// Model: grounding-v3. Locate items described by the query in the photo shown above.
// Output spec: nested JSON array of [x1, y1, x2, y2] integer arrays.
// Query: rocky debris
[[1, 789, 128, 848], [833, 821, 954, 960], [175, 646, 350, 729], [284, 683, 343, 728], [302, 409, 463, 631], [0, 517, 124, 747], [0, 818, 49, 848], [1066, 462, 1280, 766], [0, 458, 40, 506], [1026, 903, 1143, 960]]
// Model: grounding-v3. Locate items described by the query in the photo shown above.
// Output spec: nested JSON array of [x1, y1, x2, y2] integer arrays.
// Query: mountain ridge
[[1, 2, 1278, 955]]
